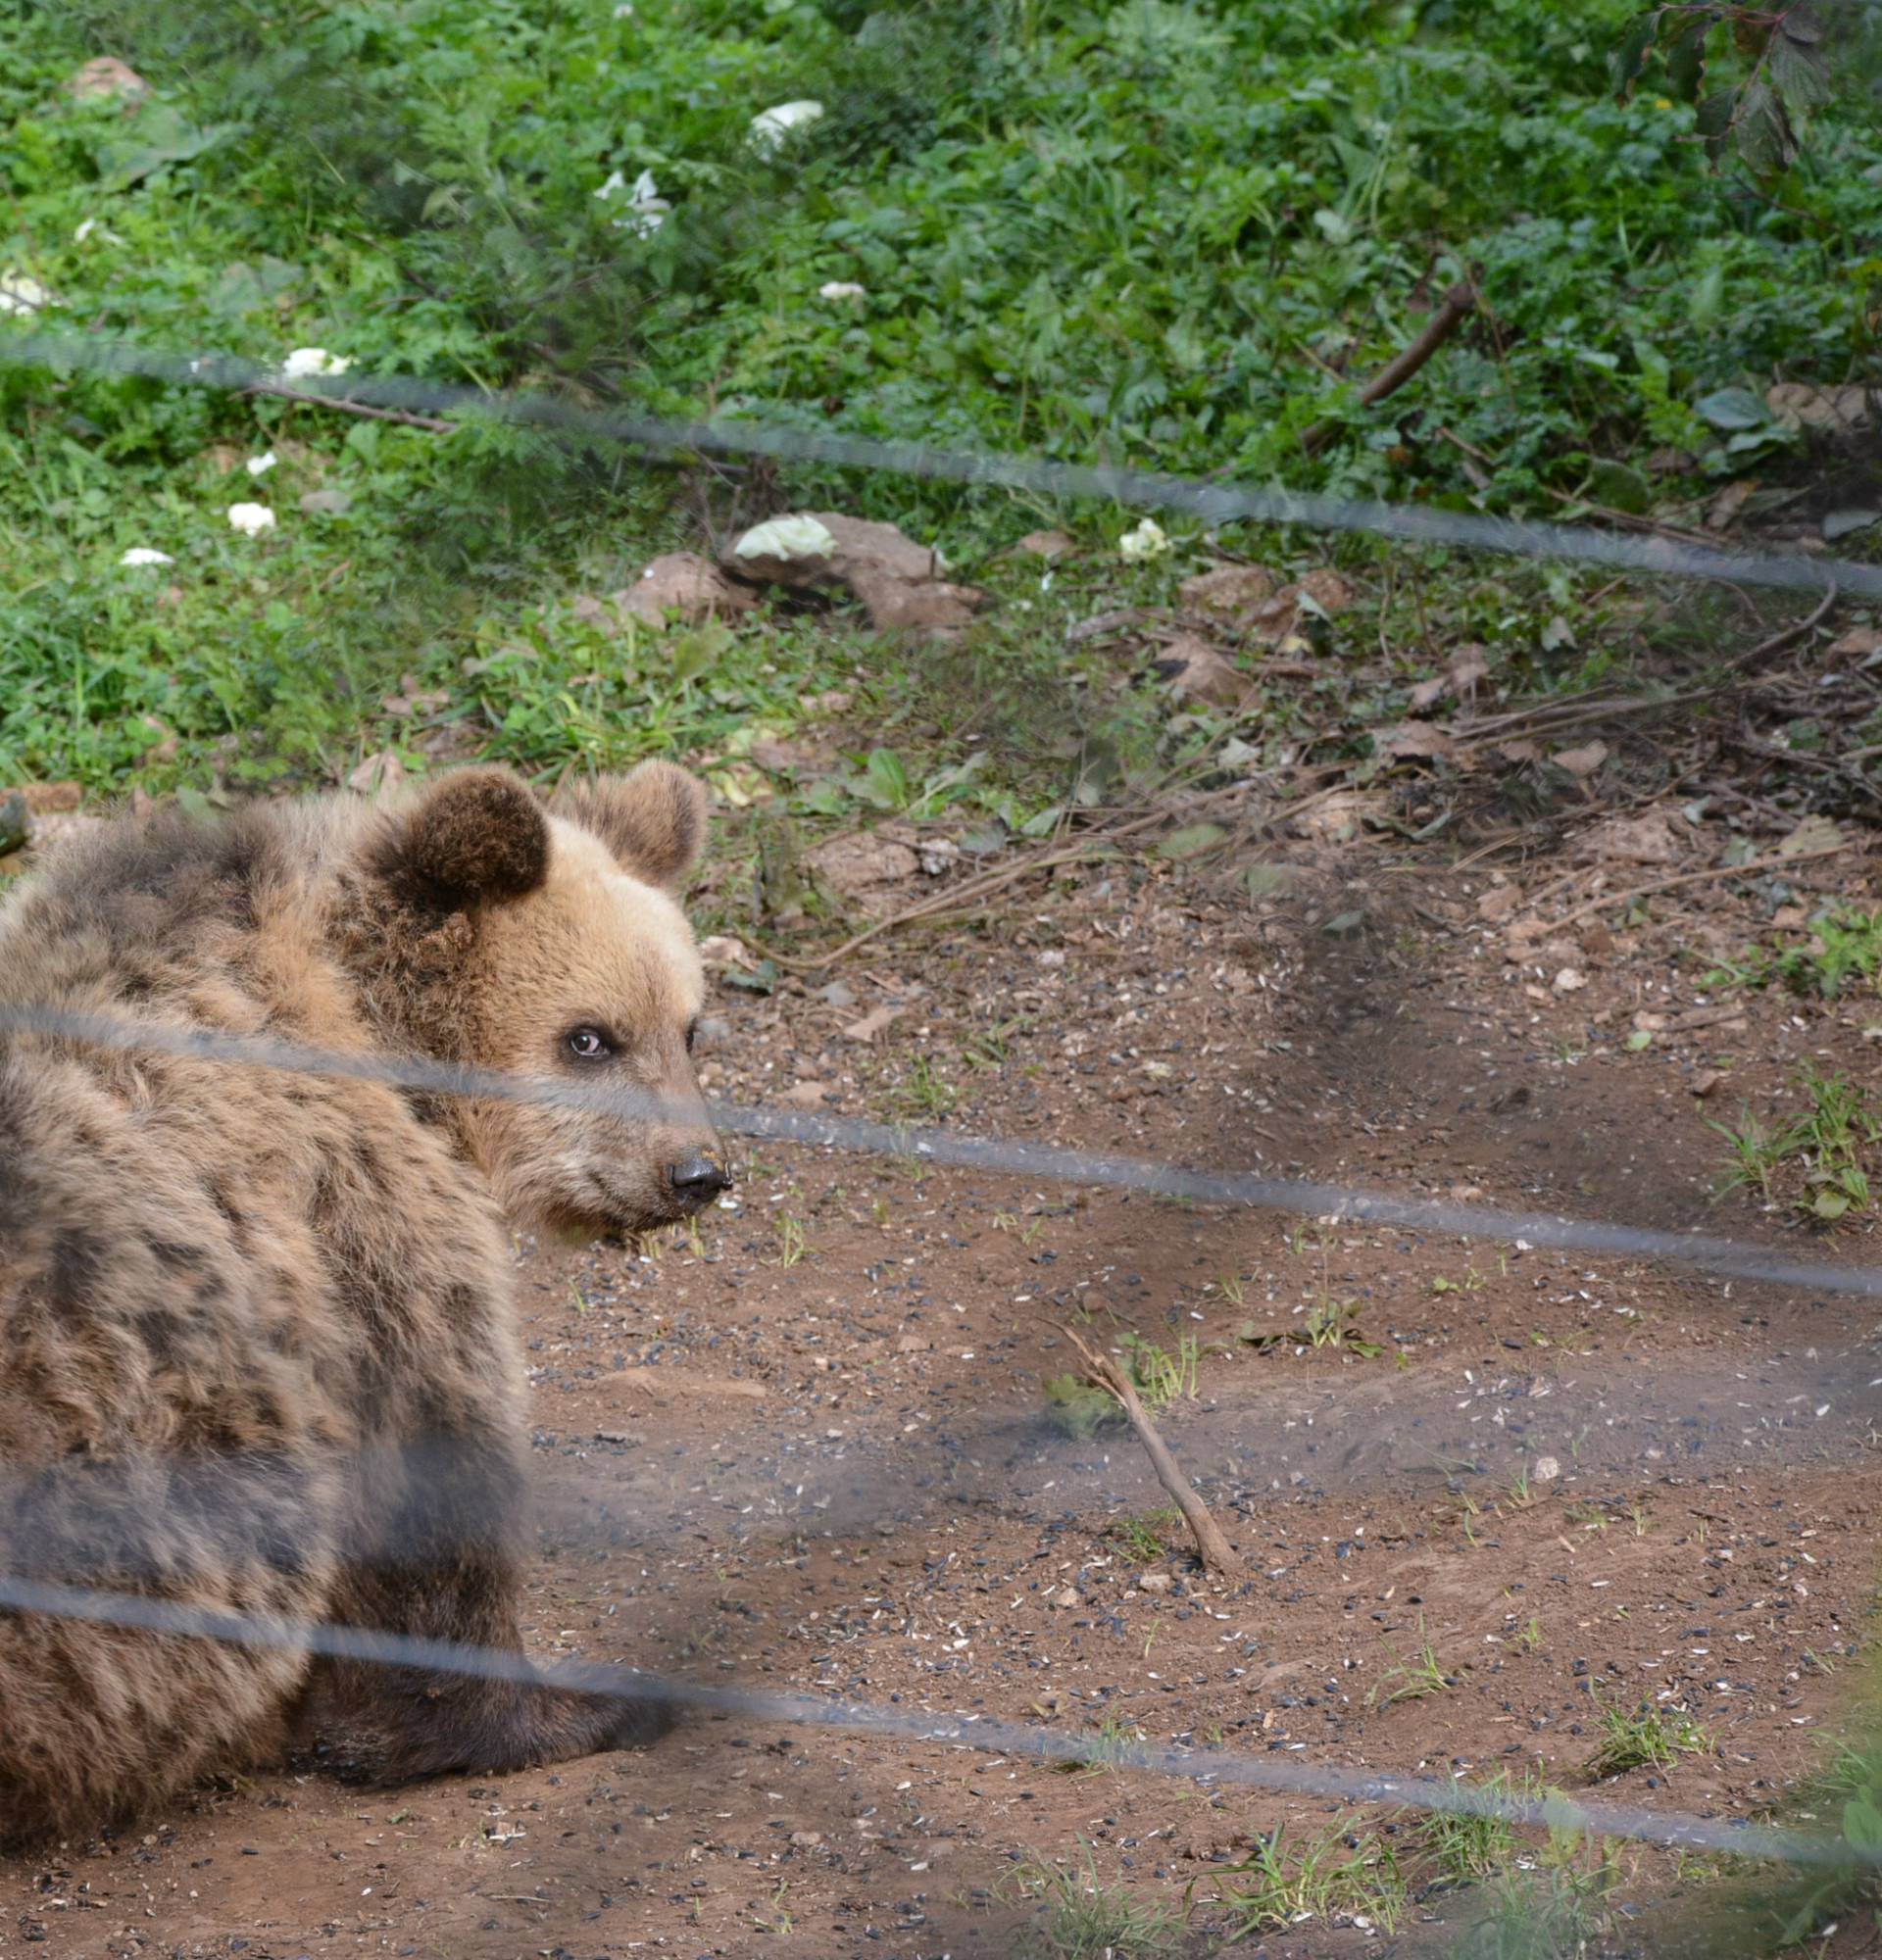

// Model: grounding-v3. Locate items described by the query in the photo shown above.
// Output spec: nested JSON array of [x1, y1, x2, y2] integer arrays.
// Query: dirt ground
[[3, 802, 1881, 1960]]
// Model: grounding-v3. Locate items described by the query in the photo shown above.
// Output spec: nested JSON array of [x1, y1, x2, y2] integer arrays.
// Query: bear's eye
[[565, 1026, 613, 1062], [684, 1017, 699, 1055]]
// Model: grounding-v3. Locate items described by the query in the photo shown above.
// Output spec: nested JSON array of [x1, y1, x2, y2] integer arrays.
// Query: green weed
[[997, 1843, 1181, 1960], [1369, 1615, 1459, 1708], [1224, 1815, 1407, 1936], [1582, 1694, 1709, 1780]]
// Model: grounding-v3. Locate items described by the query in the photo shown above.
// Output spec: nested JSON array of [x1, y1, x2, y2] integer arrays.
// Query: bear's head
[[360, 760, 730, 1240]]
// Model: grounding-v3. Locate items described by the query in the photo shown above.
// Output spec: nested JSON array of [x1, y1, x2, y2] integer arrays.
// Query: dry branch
[[1302, 281, 1477, 457], [1056, 1324, 1244, 1579]]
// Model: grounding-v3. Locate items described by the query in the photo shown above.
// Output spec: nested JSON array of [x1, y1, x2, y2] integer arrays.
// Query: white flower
[[612, 2, 634, 15], [732, 514, 837, 563], [1118, 516, 1170, 562], [245, 451, 278, 477], [227, 503, 277, 537], [0, 271, 56, 317], [73, 218, 123, 246], [280, 347, 352, 379], [597, 167, 670, 237], [749, 100, 824, 155], [818, 280, 867, 301], [118, 547, 174, 567]]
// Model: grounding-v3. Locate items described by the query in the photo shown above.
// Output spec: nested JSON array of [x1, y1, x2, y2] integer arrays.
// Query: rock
[[1137, 1572, 1172, 1593], [1533, 1455, 1560, 1483], [1476, 882, 1519, 922], [789, 1831, 823, 1848], [1554, 967, 1587, 993], [66, 57, 148, 102], [1690, 1068, 1726, 1098], [1051, 1587, 1082, 1609], [778, 1080, 833, 1110], [1154, 634, 1254, 710], [613, 552, 756, 629], [724, 513, 984, 637], [1179, 564, 1276, 618], [804, 831, 922, 910], [299, 489, 353, 517]]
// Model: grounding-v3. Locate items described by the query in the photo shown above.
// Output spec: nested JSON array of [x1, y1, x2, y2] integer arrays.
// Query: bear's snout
[[667, 1150, 732, 1211]]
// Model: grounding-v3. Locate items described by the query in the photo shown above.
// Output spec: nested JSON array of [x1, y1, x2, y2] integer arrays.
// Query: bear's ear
[[376, 767, 550, 907], [550, 762, 709, 894]]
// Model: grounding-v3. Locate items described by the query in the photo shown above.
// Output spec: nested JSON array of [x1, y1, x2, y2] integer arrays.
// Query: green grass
[[1109, 1506, 1178, 1564], [1705, 908, 1882, 1003], [1710, 1067, 1882, 1222], [1369, 1613, 1460, 1708], [1224, 1814, 1408, 1936], [1581, 1693, 1710, 1780], [997, 1843, 1182, 1960], [1, 0, 1879, 808]]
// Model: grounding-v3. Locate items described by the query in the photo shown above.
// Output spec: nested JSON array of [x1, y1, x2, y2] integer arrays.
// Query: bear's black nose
[[668, 1152, 731, 1206]]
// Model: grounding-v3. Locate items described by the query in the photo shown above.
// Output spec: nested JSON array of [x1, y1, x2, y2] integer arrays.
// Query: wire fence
[[1, 995, 1879, 1886], [5, 1001, 1879, 1298], [4, 310, 1882, 1940], [0, 1568, 1857, 1871], [5, 327, 1881, 600]]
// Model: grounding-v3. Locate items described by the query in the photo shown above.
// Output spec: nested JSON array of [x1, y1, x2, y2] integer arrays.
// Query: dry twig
[[1550, 839, 1855, 928], [1302, 281, 1477, 457], [1055, 1323, 1244, 1578]]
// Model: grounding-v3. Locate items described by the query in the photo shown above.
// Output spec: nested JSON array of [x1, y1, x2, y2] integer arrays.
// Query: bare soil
[[4, 812, 1881, 1960]]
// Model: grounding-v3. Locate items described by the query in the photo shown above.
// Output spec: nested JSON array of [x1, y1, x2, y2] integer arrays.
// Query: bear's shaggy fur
[[0, 762, 728, 1841]]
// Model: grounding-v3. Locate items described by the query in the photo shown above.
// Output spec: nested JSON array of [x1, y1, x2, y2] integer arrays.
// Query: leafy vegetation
[[1581, 1692, 1711, 1779], [1224, 1814, 1407, 1936], [997, 1843, 1183, 1959], [1710, 1066, 1882, 1221], [1706, 906, 1882, 1000], [1, 0, 1878, 805]]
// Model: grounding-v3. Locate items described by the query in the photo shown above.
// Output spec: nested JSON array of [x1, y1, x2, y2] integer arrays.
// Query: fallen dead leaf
[[842, 1004, 905, 1044], [805, 832, 923, 909], [1830, 627, 1882, 660], [67, 57, 147, 101], [1780, 814, 1845, 858], [1706, 479, 1757, 532], [724, 512, 984, 637], [697, 934, 756, 970], [1477, 883, 1520, 922], [1551, 741, 1609, 779], [347, 751, 406, 796], [1374, 719, 1456, 761], [1015, 529, 1078, 559], [1155, 634, 1254, 710], [1585, 811, 1684, 866], [612, 553, 756, 629], [1765, 382, 1874, 433], [1178, 563, 1276, 619], [778, 1080, 833, 1110]]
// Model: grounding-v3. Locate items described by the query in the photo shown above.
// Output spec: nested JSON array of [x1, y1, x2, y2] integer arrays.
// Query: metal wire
[[4, 1001, 1878, 1298], [0, 1569, 1857, 1869], [4, 327, 1879, 599]]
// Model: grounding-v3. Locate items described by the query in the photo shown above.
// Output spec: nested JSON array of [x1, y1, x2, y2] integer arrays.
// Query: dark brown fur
[[0, 763, 722, 1842]]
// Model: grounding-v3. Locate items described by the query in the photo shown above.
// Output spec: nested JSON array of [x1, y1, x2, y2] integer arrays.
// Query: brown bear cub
[[0, 762, 730, 1841]]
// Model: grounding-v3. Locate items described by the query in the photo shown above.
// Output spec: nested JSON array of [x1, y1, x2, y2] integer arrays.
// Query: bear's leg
[[0, 1590, 322, 1845], [334, 1433, 674, 1779]]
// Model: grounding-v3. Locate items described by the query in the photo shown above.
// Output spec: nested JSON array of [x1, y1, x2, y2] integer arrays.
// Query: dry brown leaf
[[1551, 741, 1609, 779], [613, 553, 757, 629], [1706, 480, 1757, 532], [777, 1080, 833, 1110], [1178, 564, 1277, 618], [841, 1004, 904, 1044], [1476, 883, 1520, 922], [1156, 634, 1255, 710], [1015, 529, 1078, 559], [1374, 719, 1456, 761], [1585, 811, 1684, 866], [1830, 627, 1882, 660]]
